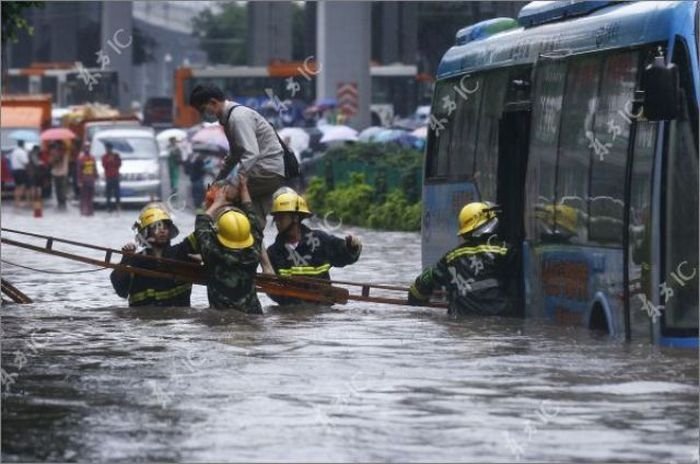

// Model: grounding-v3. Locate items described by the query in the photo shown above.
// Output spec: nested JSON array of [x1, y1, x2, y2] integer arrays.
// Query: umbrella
[[9, 129, 40, 144], [156, 128, 187, 144], [315, 97, 337, 110], [40, 127, 76, 141], [358, 126, 385, 142], [374, 129, 422, 149], [278, 127, 310, 158], [319, 125, 358, 144], [411, 126, 428, 139], [191, 125, 228, 151], [156, 128, 187, 150]]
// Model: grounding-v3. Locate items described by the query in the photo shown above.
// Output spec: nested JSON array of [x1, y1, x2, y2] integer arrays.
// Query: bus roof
[[436, 1, 697, 79], [184, 63, 418, 78]]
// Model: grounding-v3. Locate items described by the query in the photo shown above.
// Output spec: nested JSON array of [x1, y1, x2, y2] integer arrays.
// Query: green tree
[[2, 1, 43, 43], [191, 2, 247, 65]]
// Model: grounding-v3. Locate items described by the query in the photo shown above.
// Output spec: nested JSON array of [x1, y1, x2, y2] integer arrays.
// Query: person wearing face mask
[[188, 85, 286, 228], [110, 203, 199, 307], [265, 187, 362, 305]]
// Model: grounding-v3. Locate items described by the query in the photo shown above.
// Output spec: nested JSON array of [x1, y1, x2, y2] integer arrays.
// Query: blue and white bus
[[422, 1, 698, 347]]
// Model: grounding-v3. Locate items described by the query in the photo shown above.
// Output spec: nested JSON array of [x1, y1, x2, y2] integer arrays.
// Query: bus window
[[588, 51, 638, 244], [663, 39, 699, 331], [526, 60, 566, 241], [426, 79, 457, 178], [449, 75, 482, 179], [474, 70, 507, 202], [555, 56, 602, 243]]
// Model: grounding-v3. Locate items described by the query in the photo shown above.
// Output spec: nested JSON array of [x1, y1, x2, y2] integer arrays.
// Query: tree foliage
[[191, 2, 247, 65], [2, 1, 44, 43]]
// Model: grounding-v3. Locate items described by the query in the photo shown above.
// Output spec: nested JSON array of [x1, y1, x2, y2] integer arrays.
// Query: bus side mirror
[[641, 56, 679, 121]]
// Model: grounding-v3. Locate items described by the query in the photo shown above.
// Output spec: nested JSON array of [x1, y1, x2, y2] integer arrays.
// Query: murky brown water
[[1, 204, 698, 462]]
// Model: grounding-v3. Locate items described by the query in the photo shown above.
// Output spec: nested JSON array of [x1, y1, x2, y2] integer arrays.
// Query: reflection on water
[[2, 207, 698, 462]]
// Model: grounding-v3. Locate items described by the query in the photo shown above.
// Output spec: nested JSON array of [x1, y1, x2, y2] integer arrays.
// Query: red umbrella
[[40, 128, 77, 141]]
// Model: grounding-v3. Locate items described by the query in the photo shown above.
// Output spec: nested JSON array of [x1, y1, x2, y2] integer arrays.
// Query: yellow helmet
[[216, 208, 254, 249], [271, 190, 312, 217], [457, 202, 498, 236], [134, 204, 179, 239]]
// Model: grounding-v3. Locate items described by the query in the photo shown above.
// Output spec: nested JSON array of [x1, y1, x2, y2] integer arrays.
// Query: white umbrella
[[156, 128, 187, 150], [319, 125, 359, 143], [278, 127, 310, 159], [192, 125, 229, 151], [358, 126, 385, 142], [411, 126, 428, 139]]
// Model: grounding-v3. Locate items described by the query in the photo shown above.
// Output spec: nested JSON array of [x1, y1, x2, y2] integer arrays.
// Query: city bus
[[422, 1, 698, 347], [172, 61, 433, 127], [5, 63, 119, 108]]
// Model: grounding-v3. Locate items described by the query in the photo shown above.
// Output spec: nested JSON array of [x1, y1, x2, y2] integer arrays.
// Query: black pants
[[105, 178, 120, 211]]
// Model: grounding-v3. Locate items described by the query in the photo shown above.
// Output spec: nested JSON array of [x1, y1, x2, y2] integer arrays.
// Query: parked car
[[83, 118, 142, 149], [91, 128, 162, 206]]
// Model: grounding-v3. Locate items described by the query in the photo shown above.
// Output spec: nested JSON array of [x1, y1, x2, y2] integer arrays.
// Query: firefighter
[[110, 204, 198, 307], [195, 174, 263, 313], [408, 202, 515, 316], [266, 188, 362, 305]]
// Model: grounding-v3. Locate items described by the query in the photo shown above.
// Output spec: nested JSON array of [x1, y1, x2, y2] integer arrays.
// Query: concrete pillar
[[247, 2, 292, 66], [380, 2, 400, 64], [49, 3, 78, 62], [101, 1, 134, 112], [317, 1, 371, 129], [399, 3, 418, 64]]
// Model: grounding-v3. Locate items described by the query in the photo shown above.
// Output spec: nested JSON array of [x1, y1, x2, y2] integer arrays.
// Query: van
[[91, 128, 162, 205]]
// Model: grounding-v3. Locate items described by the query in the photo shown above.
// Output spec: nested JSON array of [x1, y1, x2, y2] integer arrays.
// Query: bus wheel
[[589, 303, 609, 334]]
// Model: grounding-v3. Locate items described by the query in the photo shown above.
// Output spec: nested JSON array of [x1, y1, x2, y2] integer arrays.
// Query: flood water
[[1, 204, 698, 462]]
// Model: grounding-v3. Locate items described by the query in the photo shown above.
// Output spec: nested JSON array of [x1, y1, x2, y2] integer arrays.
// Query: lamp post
[[163, 52, 173, 96]]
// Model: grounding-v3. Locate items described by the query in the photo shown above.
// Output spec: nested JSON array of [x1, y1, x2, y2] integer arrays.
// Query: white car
[[91, 128, 162, 205]]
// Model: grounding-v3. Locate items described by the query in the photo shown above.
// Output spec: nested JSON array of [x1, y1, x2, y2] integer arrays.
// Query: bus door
[[496, 69, 532, 314]]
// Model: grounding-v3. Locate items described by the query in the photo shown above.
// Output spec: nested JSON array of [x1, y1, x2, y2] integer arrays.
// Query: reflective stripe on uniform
[[278, 263, 332, 276], [446, 245, 508, 263], [128, 283, 192, 305], [468, 278, 500, 292], [187, 233, 198, 250], [409, 284, 429, 300]]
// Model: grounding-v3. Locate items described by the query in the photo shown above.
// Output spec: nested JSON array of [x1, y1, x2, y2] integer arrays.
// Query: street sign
[[337, 82, 358, 117]]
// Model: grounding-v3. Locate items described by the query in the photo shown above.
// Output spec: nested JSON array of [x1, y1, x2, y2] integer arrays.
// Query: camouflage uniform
[[194, 201, 263, 313], [266, 225, 361, 305], [409, 237, 515, 316]]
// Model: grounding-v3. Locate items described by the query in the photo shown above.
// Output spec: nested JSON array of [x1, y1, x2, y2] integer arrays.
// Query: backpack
[[226, 105, 300, 179]]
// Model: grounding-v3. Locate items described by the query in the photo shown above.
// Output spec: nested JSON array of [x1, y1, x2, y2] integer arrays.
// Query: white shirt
[[10, 147, 29, 170]]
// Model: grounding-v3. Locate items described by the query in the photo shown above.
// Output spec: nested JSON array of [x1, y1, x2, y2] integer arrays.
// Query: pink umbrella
[[40, 127, 77, 141], [191, 125, 228, 151]]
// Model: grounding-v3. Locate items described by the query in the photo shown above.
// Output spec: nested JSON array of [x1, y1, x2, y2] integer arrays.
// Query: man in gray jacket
[[189, 84, 285, 274], [189, 84, 285, 229]]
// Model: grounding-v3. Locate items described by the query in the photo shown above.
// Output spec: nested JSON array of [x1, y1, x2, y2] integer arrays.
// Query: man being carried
[[188, 84, 288, 274], [111, 204, 198, 307], [195, 174, 263, 314], [408, 202, 515, 316], [266, 188, 362, 305]]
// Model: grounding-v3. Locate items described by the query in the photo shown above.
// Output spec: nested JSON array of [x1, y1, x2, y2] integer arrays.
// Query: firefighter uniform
[[408, 202, 515, 316], [266, 189, 361, 305], [110, 205, 198, 307], [194, 201, 263, 313]]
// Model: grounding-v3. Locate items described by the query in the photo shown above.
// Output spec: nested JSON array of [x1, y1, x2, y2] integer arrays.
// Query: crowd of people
[[9, 138, 125, 215]]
